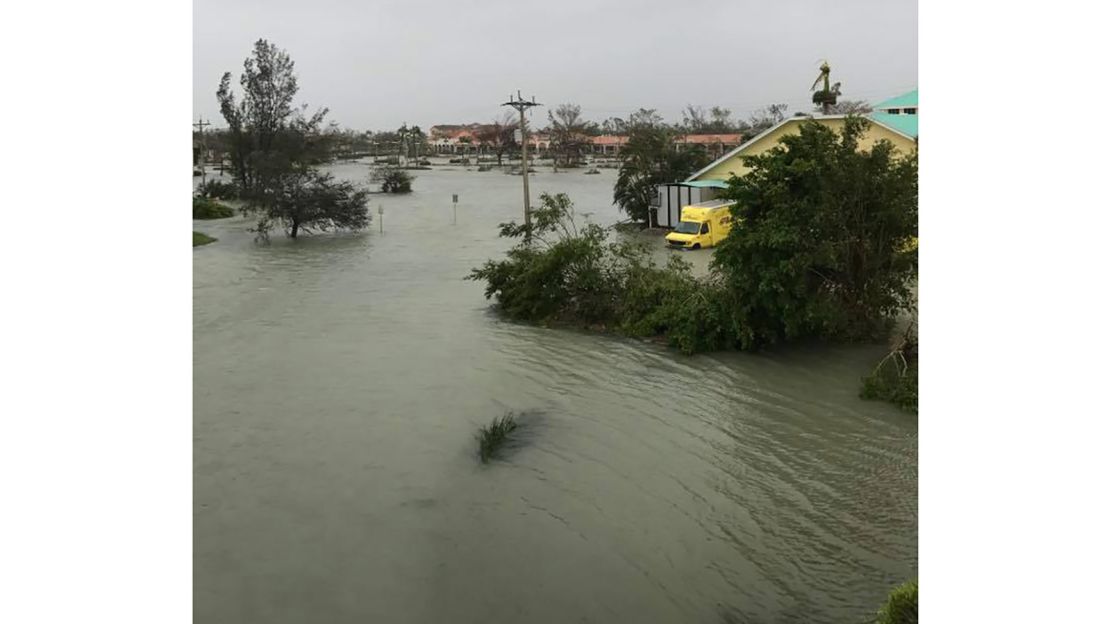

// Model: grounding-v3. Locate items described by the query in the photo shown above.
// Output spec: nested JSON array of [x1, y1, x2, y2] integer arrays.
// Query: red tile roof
[[591, 135, 629, 146], [675, 133, 744, 145]]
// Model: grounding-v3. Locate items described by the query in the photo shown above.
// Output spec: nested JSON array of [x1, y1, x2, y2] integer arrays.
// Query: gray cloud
[[194, 0, 917, 129]]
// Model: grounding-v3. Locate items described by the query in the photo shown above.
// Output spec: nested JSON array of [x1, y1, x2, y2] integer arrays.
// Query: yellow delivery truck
[[664, 200, 737, 249]]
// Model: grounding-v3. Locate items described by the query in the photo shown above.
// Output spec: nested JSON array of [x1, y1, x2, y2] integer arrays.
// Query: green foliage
[[249, 169, 370, 240], [861, 365, 918, 413], [713, 117, 918, 348], [614, 124, 710, 224], [472, 119, 918, 360], [195, 179, 239, 200], [861, 320, 918, 412], [215, 41, 371, 241], [469, 193, 722, 353], [192, 231, 217, 247], [193, 196, 234, 220], [470, 193, 617, 323], [548, 103, 589, 168], [477, 412, 519, 463], [370, 164, 414, 193], [875, 580, 918, 624], [217, 39, 336, 229]]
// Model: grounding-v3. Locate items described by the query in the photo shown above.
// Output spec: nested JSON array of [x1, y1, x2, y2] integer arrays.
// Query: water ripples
[[194, 168, 916, 624]]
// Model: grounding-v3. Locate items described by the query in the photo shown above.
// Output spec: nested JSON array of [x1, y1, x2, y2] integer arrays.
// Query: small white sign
[[513, 129, 522, 143]]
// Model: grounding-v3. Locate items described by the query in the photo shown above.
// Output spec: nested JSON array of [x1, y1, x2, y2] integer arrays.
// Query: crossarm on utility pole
[[501, 92, 542, 233]]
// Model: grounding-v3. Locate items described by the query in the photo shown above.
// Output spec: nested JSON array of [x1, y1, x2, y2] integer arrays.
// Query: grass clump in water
[[193, 231, 217, 247], [875, 579, 917, 624], [477, 412, 518, 463]]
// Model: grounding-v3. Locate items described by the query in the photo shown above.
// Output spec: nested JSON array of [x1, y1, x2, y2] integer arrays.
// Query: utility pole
[[501, 91, 541, 232], [193, 118, 211, 185]]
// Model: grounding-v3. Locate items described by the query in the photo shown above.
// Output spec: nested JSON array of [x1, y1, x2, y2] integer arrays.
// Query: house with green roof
[[873, 89, 918, 115], [655, 88, 919, 227]]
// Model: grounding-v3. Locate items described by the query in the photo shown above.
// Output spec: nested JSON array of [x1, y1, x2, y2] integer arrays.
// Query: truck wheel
[[692, 243, 701, 250]]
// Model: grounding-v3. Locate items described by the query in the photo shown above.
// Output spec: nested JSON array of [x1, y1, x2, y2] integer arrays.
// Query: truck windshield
[[674, 220, 701, 234]]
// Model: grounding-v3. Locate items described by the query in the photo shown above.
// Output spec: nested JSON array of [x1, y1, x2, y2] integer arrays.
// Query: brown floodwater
[[194, 162, 916, 623]]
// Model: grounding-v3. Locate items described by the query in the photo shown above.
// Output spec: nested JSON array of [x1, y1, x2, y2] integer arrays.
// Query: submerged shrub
[[875, 579, 918, 624], [193, 196, 234, 219], [196, 179, 240, 200], [477, 412, 519, 463], [370, 164, 414, 193], [470, 193, 620, 324], [469, 192, 743, 353], [860, 319, 918, 413]]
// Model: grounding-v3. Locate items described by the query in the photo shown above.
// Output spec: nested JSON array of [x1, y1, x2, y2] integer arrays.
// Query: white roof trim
[[685, 114, 915, 182]]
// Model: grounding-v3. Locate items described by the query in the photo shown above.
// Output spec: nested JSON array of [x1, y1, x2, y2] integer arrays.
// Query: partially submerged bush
[[370, 164, 414, 193], [860, 319, 918, 413], [477, 412, 518, 463], [875, 579, 917, 624], [469, 193, 743, 354], [192, 231, 217, 247], [193, 196, 234, 219], [195, 179, 239, 200]]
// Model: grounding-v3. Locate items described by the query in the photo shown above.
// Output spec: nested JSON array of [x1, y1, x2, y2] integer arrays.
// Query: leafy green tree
[[216, 39, 330, 195], [713, 117, 918, 347], [547, 103, 589, 169], [613, 124, 710, 224], [216, 40, 370, 239], [251, 169, 370, 240], [475, 112, 518, 166]]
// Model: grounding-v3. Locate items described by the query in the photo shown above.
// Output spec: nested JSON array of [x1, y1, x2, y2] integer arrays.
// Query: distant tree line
[[196, 98, 874, 171]]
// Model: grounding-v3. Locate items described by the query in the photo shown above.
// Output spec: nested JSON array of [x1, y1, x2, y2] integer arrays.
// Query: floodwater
[[194, 163, 917, 624]]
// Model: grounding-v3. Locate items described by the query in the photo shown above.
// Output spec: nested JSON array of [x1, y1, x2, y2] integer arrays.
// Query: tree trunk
[[290, 221, 299, 239]]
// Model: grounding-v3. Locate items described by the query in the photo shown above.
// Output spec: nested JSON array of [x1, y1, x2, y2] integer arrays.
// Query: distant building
[[590, 135, 629, 155], [429, 124, 484, 154], [586, 133, 743, 157], [672, 133, 744, 159]]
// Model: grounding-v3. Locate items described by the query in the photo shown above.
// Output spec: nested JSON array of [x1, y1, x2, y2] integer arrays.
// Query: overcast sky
[[194, 0, 917, 130]]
